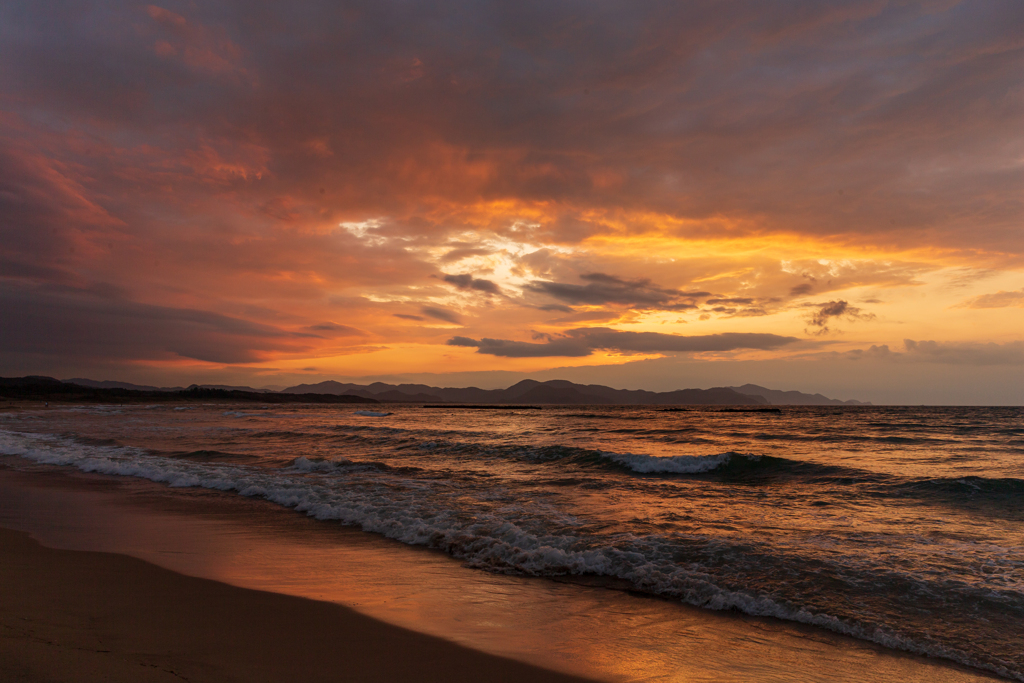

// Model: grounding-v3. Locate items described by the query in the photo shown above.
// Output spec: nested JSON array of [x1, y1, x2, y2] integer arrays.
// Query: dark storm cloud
[[442, 273, 503, 295], [0, 284, 299, 364], [420, 306, 463, 325], [527, 273, 708, 310], [448, 327, 797, 357]]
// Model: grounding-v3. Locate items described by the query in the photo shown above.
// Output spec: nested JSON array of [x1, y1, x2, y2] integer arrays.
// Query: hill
[[282, 378, 768, 405], [730, 384, 870, 406], [0, 378, 377, 404]]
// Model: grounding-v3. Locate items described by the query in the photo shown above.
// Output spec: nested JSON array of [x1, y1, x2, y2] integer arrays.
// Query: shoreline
[[0, 462, 1005, 683], [0, 525, 596, 683]]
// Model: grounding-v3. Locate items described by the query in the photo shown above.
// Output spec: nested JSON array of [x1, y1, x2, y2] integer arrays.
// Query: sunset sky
[[2, 1, 1023, 403]]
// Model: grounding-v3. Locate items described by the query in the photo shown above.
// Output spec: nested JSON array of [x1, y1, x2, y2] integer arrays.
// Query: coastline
[[0, 462, 1005, 683], [0, 525, 597, 683]]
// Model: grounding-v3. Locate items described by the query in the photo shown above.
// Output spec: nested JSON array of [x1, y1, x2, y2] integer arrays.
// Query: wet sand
[[0, 526, 596, 683], [0, 463, 1003, 683]]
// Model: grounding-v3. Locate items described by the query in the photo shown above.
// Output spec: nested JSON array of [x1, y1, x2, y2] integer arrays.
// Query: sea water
[[0, 403, 1021, 680]]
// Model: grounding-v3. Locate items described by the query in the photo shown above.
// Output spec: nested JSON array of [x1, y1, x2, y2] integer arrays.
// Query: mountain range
[[279, 379, 870, 406], [51, 376, 869, 405]]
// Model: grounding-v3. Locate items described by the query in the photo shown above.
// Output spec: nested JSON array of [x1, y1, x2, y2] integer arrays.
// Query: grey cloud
[[440, 247, 494, 263], [447, 336, 591, 358], [537, 304, 574, 313], [0, 283, 297, 364], [305, 322, 365, 336], [706, 298, 754, 305], [573, 328, 797, 353], [790, 283, 815, 296], [805, 300, 874, 335], [394, 313, 425, 321], [442, 273, 503, 295], [448, 327, 798, 357], [527, 273, 707, 310], [421, 306, 463, 325]]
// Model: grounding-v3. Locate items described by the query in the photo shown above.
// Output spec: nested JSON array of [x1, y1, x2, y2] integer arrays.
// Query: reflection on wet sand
[[0, 465, 999, 683]]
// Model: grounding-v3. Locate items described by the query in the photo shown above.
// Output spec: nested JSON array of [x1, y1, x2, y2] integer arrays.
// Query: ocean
[[1, 403, 1021, 680]]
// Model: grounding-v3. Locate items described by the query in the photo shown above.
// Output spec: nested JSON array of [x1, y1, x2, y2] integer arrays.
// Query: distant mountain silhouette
[[63, 378, 182, 392], [64, 378, 277, 393], [0, 377, 375, 404], [20, 376, 869, 406], [281, 378, 769, 405], [730, 384, 870, 406]]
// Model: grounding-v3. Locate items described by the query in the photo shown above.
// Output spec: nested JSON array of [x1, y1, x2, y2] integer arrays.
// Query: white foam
[[354, 410, 392, 417], [290, 456, 352, 472]]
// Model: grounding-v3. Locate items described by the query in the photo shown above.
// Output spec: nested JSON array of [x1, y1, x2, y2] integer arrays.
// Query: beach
[[0, 523, 598, 683], [0, 452, 1007, 683]]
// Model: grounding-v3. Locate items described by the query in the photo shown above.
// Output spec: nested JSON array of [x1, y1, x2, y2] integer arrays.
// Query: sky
[[1, 0, 1023, 403]]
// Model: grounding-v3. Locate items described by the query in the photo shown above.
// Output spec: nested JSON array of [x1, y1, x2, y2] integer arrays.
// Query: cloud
[[2, 0, 1022, 256], [145, 4, 247, 77], [447, 336, 591, 358], [442, 273, 503, 295], [903, 339, 1024, 365], [0, 0, 1022, 387], [790, 283, 815, 296], [960, 288, 1024, 309], [420, 306, 463, 325], [0, 283, 300, 364], [805, 300, 875, 335], [439, 247, 495, 263], [393, 313, 425, 321], [706, 298, 754, 305], [448, 327, 798, 357], [527, 273, 707, 310], [846, 340, 1024, 366], [305, 322, 365, 336]]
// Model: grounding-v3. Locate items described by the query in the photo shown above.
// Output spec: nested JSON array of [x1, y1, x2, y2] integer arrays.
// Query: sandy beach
[[0, 459, 1006, 683], [0, 525, 596, 683]]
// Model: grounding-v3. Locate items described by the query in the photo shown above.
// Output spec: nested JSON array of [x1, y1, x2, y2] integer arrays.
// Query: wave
[[291, 455, 352, 471], [289, 455, 423, 476], [166, 449, 262, 463], [327, 425, 1024, 507], [1, 428, 1020, 680], [610, 450, 1024, 505], [599, 451, 738, 474], [902, 475, 1024, 500]]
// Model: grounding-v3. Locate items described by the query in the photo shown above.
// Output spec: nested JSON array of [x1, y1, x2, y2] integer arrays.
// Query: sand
[[0, 527, 596, 683], [0, 462, 1004, 683]]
